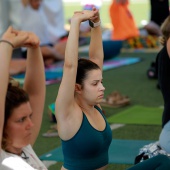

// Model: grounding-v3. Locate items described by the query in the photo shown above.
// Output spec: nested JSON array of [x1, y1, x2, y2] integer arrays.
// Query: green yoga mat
[[107, 105, 162, 125], [39, 139, 154, 165]]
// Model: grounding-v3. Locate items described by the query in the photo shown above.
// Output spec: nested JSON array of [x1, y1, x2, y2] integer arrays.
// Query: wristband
[[89, 20, 101, 28], [0, 40, 14, 48]]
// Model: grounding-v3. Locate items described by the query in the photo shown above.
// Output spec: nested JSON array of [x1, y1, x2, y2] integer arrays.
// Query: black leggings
[[127, 155, 170, 170], [150, 0, 169, 26]]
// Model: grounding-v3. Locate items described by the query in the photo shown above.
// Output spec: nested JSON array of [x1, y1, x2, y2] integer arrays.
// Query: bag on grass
[[134, 141, 170, 164]]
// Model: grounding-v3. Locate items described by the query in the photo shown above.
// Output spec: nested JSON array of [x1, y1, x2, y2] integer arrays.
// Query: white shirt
[[21, 5, 50, 46], [43, 0, 67, 43], [21, 0, 67, 45], [0, 145, 47, 170]]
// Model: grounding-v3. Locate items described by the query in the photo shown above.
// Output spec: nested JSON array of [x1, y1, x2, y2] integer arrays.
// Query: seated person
[[21, 0, 67, 66], [0, 26, 46, 169]]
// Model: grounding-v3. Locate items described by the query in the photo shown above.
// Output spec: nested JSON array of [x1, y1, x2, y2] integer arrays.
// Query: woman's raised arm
[[55, 10, 98, 121], [0, 27, 29, 149], [23, 32, 45, 146], [89, 7, 103, 69]]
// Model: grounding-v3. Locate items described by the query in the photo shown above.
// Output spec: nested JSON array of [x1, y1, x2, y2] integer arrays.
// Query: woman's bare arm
[[23, 32, 45, 146], [0, 27, 29, 149], [55, 10, 98, 121], [89, 7, 103, 70]]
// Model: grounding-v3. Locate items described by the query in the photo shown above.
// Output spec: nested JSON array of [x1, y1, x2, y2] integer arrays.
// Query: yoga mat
[[39, 139, 154, 165], [107, 105, 162, 125], [12, 57, 140, 85], [103, 57, 140, 71], [121, 48, 162, 53]]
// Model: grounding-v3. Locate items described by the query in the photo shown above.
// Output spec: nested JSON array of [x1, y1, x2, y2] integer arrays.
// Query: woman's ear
[[75, 84, 82, 94]]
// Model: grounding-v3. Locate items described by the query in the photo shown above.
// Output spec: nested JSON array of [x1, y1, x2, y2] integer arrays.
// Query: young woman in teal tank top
[[55, 6, 170, 170], [55, 7, 112, 170]]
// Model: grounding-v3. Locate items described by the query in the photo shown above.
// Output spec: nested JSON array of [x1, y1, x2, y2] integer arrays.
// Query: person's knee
[[157, 155, 170, 166], [159, 122, 170, 153], [157, 154, 168, 160]]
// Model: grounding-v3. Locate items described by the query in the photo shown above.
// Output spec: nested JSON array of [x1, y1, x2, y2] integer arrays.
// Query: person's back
[[43, 0, 68, 43], [20, 0, 66, 66], [109, 0, 139, 40], [21, 1, 50, 45], [150, 0, 169, 27]]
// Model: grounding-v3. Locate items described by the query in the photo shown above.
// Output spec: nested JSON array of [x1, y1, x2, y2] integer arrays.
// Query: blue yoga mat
[[39, 139, 154, 165], [13, 57, 140, 85]]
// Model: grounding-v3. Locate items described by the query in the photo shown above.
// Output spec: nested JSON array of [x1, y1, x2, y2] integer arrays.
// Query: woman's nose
[[26, 118, 34, 129], [100, 83, 105, 91]]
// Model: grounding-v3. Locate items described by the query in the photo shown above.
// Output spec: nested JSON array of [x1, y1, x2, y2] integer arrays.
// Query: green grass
[[129, 3, 149, 27]]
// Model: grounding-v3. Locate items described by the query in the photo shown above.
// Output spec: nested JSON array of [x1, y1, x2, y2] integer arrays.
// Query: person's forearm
[[89, 25, 103, 68], [24, 47, 45, 146], [23, 47, 45, 96], [0, 43, 13, 143], [64, 20, 80, 67], [0, 43, 13, 102], [89, 25, 103, 56]]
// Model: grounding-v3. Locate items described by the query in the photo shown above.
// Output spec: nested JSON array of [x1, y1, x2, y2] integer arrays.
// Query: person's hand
[[26, 32, 40, 48], [12, 30, 40, 48], [89, 7, 100, 23], [1, 26, 29, 49], [1, 27, 40, 49], [71, 8, 99, 24]]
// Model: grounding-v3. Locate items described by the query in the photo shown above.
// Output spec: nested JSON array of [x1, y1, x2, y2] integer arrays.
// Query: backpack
[[134, 141, 170, 164]]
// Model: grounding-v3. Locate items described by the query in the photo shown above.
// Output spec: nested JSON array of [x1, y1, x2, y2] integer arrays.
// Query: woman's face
[[4, 102, 34, 151], [81, 69, 105, 104]]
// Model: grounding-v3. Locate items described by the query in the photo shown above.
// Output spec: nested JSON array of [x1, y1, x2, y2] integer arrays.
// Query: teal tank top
[[61, 105, 112, 170]]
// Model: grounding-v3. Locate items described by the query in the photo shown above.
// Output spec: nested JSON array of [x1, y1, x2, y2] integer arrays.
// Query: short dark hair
[[76, 58, 100, 86]]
